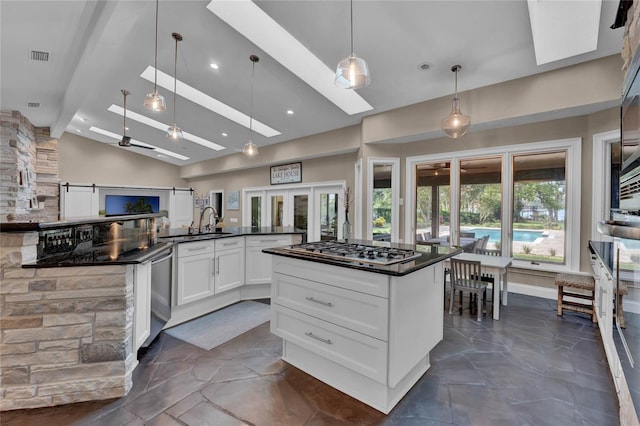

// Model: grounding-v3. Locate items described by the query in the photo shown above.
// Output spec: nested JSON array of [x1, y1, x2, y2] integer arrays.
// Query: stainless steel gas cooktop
[[282, 241, 422, 266]]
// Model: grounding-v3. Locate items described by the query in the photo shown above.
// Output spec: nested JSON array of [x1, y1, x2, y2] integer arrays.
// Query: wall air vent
[[27, 102, 40, 108], [30, 50, 49, 61]]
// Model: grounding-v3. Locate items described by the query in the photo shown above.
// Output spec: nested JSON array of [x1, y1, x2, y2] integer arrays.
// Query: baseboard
[[508, 282, 640, 315]]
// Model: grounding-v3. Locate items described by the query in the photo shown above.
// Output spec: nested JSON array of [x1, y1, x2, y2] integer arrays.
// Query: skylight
[[140, 67, 281, 138], [88, 126, 190, 161], [527, 0, 602, 65], [206, 0, 373, 116], [107, 105, 226, 151]]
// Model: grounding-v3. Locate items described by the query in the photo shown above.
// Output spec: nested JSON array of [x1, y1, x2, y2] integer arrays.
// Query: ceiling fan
[[115, 89, 154, 150], [420, 162, 486, 174]]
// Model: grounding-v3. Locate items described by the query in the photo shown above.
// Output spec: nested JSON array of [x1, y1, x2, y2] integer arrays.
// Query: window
[[368, 158, 399, 242], [512, 151, 566, 264], [406, 138, 581, 272]]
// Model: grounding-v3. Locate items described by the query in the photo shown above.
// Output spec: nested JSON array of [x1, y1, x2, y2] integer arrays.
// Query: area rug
[[164, 301, 271, 350]]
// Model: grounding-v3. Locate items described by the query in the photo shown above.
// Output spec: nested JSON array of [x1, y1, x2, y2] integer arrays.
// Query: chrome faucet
[[198, 206, 219, 233]]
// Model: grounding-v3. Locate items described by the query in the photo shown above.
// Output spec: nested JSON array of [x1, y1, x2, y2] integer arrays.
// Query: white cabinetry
[[176, 240, 215, 305], [270, 255, 443, 413], [245, 234, 301, 285], [168, 190, 194, 228], [133, 261, 151, 350], [214, 237, 245, 293], [60, 185, 99, 218]]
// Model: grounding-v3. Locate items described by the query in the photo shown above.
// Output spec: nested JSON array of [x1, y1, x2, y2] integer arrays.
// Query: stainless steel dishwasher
[[141, 247, 173, 348]]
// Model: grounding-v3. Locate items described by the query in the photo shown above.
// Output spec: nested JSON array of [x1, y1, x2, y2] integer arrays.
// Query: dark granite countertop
[[157, 226, 305, 242], [23, 227, 304, 268], [263, 239, 462, 276]]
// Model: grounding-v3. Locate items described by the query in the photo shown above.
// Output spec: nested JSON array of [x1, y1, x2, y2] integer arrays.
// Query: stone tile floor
[[1, 293, 620, 425]]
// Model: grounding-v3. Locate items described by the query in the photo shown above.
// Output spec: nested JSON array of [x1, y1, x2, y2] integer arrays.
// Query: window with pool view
[[512, 151, 566, 264]]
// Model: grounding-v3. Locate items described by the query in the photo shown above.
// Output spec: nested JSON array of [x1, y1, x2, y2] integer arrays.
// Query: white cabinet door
[[59, 184, 99, 218], [176, 250, 214, 305], [215, 246, 245, 293], [245, 235, 295, 285], [169, 190, 194, 228], [133, 261, 151, 350], [214, 237, 245, 293]]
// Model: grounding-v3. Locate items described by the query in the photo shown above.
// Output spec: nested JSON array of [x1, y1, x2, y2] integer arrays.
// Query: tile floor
[[1, 294, 620, 425]]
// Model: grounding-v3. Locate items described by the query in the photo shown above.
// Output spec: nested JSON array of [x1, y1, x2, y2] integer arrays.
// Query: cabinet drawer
[[273, 257, 389, 298], [245, 235, 293, 247], [271, 304, 388, 384], [215, 237, 245, 251], [272, 272, 388, 340], [177, 240, 214, 257]]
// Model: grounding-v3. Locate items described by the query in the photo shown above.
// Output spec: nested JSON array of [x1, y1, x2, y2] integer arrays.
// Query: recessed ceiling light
[[207, 0, 373, 116], [417, 62, 431, 71], [210, 63, 219, 70], [141, 66, 280, 138], [108, 104, 225, 151], [286, 110, 294, 115], [88, 126, 190, 161], [221, 132, 228, 137]]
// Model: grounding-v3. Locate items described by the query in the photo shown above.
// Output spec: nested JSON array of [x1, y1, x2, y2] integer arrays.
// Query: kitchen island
[[264, 241, 460, 414]]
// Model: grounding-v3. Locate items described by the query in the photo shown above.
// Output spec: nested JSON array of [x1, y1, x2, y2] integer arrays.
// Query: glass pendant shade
[[243, 141, 258, 156], [441, 98, 471, 138], [144, 91, 166, 112], [335, 54, 370, 89], [441, 64, 470, 139], [166, 123, 183, 140], [144, 0, 166, 112]]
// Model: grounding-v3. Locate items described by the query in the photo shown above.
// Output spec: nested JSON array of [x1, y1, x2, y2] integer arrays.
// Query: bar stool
[[555, 273, 596, 323]]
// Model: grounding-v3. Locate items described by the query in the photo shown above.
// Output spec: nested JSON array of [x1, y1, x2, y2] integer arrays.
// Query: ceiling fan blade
[[130, 143, 155, 150]]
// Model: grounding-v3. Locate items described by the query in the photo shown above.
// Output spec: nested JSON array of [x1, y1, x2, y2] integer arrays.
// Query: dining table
[[444, 252, 513, 320]]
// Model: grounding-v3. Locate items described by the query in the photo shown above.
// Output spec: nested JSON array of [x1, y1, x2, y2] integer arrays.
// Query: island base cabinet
[[280, 339, 429, 415], [270, 256, 443, 414]]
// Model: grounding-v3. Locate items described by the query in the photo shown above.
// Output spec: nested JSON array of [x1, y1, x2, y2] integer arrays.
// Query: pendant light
[[441, 65, 471, 139], [143, 0, 166, 112], [334, 0, 370, 89], [166, 32, 183, 140], [243, 55, 259, 157]]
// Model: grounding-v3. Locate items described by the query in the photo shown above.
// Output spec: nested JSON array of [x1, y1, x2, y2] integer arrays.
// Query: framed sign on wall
[[270, 162, 302, 185]]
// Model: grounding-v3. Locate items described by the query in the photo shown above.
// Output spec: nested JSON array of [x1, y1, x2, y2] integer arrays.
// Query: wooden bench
[[555, 273, 596, 323]]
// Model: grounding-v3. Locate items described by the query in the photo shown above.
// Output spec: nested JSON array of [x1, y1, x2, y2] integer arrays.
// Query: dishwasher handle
[[151, 250, 173, 265]]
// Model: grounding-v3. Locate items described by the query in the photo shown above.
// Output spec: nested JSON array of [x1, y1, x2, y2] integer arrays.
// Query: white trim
[[367, 158, 400, 242], [591, 129, 619, 242], [354, 159, 363, 240]]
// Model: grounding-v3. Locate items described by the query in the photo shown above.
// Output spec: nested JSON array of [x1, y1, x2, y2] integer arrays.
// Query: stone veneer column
[[0, 231, 136, 411], [0, 110, 59, 223]]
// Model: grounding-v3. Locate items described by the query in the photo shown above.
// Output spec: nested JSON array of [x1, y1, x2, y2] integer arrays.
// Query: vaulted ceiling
[[0, 1, 624, 166]]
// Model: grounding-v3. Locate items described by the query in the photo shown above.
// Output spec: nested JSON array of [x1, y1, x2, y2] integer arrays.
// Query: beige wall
[[187, 152, 358, 224], [58, 132, 187, 187]]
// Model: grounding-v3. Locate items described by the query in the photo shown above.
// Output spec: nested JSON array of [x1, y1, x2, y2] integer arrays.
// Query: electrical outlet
[[230, 218, 238, 223]]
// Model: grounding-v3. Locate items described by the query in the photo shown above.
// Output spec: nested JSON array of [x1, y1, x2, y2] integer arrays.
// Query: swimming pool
[[466, 228, 544, 243]]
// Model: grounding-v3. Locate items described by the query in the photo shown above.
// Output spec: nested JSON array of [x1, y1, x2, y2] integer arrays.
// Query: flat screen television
[[105, 195, 160, 216]]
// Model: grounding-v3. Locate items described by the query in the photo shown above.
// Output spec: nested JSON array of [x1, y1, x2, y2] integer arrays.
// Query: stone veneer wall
[[0, 232, 136, 411], [0, 110, 59, 223], [622, 0, 640, 74]]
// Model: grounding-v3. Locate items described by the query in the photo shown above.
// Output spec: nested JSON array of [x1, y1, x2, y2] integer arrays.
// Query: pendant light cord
[[350, 0, 354, 55], [153, 0, 159, 93], [123, 91, 127, 135], [454, 68, 458, 98], [172, 35, 178, 124], [249, 58, 256, 138]]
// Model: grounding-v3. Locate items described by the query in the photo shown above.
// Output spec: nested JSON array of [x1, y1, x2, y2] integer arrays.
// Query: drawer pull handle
[[305, 332, 332, 345], [305, 297, 333, 307], [187, 246, 208, 252]]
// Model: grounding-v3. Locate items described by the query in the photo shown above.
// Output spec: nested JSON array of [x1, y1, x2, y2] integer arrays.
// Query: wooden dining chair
[[449, 258, 488, 321], [473, 247, 502, 301]]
